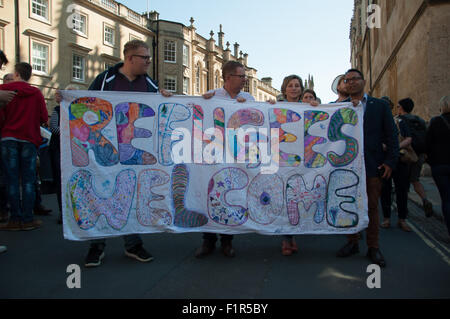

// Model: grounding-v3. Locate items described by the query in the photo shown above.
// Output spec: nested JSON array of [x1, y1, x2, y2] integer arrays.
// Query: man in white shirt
[[203, 61, 254, 102], [195, 61, 254, 258]]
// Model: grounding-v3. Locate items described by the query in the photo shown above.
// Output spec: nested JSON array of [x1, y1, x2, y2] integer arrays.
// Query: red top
[[0, 81, 48, 147]]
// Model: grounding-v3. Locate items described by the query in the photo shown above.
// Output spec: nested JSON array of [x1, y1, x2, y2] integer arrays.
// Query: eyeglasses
[[344, 77, 362, 83], [230, 74, 247, 79], [132, 55, 151, 62]]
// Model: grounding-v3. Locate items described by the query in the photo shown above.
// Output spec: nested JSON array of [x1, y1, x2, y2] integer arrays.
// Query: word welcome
[[61, 92, 368, 241]]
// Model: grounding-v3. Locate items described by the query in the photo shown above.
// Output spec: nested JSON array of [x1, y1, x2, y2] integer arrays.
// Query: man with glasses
[[336, 69, 399, 268], [202, 60, 253, 102], [85, 40, 171, 267], [196, 61, 254, 258]]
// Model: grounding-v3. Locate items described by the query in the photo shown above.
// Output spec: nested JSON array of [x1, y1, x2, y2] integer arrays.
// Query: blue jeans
[[1, 140, 37, 223], [431, 165, 450, 236]]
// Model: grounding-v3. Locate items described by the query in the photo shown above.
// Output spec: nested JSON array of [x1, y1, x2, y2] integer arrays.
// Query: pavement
[[406, 175, 450, 247]]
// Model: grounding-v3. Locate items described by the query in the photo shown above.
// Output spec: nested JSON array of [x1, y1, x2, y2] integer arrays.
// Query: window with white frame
[[182, 45, 189, 67], [164, 76, 177, 92], [104, 25, 115, 46], [31, 41, 49, 74], [183, 77, 189, 94], [72, 54, 85, 82], [164, 40, 176, 63], [72, 12, 87, 36], [31, 0, 49, 21]]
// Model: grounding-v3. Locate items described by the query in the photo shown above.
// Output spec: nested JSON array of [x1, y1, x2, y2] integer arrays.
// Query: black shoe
[[221, 242, 235, 258], [85, 247, 105, 267], [366, 247, 386, 268], [336, 242, 359, 257], [423, 199, 433, 218], [125, 244, 153, 262], [195, 240, 216, 258]]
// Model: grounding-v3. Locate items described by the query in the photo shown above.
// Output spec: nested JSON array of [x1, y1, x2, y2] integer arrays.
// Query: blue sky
[[121, 0, 354, 103]]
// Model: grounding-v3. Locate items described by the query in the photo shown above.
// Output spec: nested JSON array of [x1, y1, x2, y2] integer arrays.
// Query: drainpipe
[[367, 27, 373, 93], [14, 0, 20, 63]]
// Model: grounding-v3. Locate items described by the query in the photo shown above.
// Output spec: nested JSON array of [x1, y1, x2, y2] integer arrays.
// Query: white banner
[[60, 91, 368, 241]]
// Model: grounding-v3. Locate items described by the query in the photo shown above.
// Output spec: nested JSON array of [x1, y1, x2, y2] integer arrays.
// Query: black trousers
[[202, 233, 233, 244], [381, 162, 410, 219]]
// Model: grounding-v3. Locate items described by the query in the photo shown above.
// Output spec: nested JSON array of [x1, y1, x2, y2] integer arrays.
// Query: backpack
[[399, 114, 427, 154]]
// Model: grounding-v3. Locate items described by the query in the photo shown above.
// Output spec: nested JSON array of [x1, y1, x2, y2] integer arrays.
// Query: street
[[1, 180, 449, 299]]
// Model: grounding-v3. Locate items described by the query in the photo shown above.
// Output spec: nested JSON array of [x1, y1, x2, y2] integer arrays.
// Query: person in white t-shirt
[[195, 61, 253, 258]]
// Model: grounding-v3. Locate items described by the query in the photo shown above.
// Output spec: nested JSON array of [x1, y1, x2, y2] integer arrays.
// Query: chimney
[[243, 53, 248, 66], [149, 11, 159, 21], [234, 42, 239, 58], [261, 77, 273, 87], [218, 24, 224, 49]]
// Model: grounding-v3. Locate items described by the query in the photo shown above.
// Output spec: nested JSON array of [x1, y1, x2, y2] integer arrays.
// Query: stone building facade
[[149, 13, 279, 101], [350, 0, 449, 120], [0, 0, 279, 110]]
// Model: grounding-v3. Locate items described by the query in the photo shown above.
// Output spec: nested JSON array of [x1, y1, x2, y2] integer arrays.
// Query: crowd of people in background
[[0, 44, 449, 270]]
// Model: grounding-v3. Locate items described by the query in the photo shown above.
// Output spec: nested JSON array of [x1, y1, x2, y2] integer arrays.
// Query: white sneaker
[[0, 245, 7, 254]]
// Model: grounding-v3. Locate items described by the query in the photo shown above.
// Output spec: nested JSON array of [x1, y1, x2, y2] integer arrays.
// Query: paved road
[[1, 189, 449, 299]]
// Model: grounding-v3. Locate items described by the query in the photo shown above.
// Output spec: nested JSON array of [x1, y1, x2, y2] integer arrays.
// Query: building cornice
[[23, 29, 56, 42], [69, 42, 93, 53]]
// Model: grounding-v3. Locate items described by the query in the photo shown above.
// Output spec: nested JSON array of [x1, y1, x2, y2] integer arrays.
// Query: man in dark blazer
[[336, 69, 399, 268]]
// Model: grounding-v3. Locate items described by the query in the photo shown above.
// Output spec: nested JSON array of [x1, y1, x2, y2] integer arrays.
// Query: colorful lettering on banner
[[227, 108, 265, 168], [136, 169, 172, 227], [285, 174, 327, 226], [69, 97, 119, 167], [115, 102, 157, 165], [269, 108, 302, 167], [208, 168, 249, 226], [172, 164, 208, 227], [327, 108, 359, 167], [158, 103, 191, 166], [247, 173, 284, 225], [304, 111, 329, 168], [192, 104, 204, 164], [326, 169, 359, 228], [68, 169, 136, 230]]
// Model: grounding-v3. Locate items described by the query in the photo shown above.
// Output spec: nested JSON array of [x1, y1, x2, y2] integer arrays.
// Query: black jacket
[[88, 62, 158, 92]]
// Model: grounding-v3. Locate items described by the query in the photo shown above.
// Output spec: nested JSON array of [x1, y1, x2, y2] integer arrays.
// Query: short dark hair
[[345, 68, 365, 80], [222, 61, 244, 81], [14, 62, 32, 81], [0, 50, 8, 68], [123, 40, 149, 56], [398, 97, 414, 113], [302, 89, 317, 100]]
